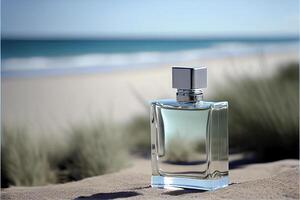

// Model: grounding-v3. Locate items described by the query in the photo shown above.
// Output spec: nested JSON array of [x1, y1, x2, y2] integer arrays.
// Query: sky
[[1, 0, 299, 38]]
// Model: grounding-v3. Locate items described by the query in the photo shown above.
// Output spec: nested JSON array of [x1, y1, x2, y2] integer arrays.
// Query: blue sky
[[2, 0, 299, 38]]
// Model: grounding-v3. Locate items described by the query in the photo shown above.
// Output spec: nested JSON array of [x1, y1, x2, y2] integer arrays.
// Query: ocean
[[1, 37, 298, 77]]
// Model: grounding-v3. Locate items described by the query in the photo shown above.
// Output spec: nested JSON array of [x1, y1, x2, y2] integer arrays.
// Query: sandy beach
[[2, 50, 298, 134], [2, 158, 299, 200]]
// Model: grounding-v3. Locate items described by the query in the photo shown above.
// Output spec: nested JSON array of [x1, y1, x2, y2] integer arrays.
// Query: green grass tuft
[[125, 116, 150, 157], [1, 121, 128, 187], [1, 127, 56, 187], [214, 62, 299, 161], [58, 122, 128, 181]]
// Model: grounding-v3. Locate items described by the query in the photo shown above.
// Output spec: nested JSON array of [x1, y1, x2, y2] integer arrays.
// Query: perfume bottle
[[150, 66, 228, 190]]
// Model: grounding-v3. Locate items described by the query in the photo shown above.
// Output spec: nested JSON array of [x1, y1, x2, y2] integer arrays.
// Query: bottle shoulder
[[150, 99, 228, 110]]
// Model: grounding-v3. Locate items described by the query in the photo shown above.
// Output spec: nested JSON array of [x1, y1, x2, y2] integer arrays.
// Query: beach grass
[[57, 122, 128, 181], [215, 62, 299, 161], [125, 116, 150, 157], [1, 121, 128, 187], [1, 127, 56, 187]]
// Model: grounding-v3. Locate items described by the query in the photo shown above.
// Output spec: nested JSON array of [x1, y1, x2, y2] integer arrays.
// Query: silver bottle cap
[[172, 66, 207, 89]]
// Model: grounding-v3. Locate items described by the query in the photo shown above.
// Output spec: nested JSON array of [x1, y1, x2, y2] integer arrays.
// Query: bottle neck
[[176, 89, 203, 103]]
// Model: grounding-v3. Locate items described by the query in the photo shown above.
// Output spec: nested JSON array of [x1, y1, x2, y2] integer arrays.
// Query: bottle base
[[151, 175, 228, 191]]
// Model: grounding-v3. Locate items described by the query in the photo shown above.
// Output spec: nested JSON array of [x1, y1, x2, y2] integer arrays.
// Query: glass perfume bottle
[[150, 67, 228, 190]]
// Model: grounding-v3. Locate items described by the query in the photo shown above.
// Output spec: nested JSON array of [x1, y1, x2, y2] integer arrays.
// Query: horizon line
[[1, 33, 299, 40]]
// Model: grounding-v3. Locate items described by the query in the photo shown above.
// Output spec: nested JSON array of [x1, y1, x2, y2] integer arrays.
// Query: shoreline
[[2, 44, 298, 78]]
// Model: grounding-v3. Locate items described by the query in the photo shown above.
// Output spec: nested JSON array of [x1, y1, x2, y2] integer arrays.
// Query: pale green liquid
[[153, 102, 228, 179]]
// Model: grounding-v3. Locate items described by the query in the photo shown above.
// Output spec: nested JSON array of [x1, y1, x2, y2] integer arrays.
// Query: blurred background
[[1, 0, 299, 187]]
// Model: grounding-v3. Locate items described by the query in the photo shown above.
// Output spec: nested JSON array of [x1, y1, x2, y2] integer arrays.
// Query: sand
[[2, 159, 299, 200], [2, 51, 298, 134]]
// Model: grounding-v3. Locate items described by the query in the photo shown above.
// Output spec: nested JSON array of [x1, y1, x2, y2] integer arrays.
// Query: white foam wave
[[2, 42, 297, 74]]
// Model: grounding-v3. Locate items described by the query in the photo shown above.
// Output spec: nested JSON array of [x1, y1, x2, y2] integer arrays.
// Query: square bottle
[[150, 67, 228, 190]]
